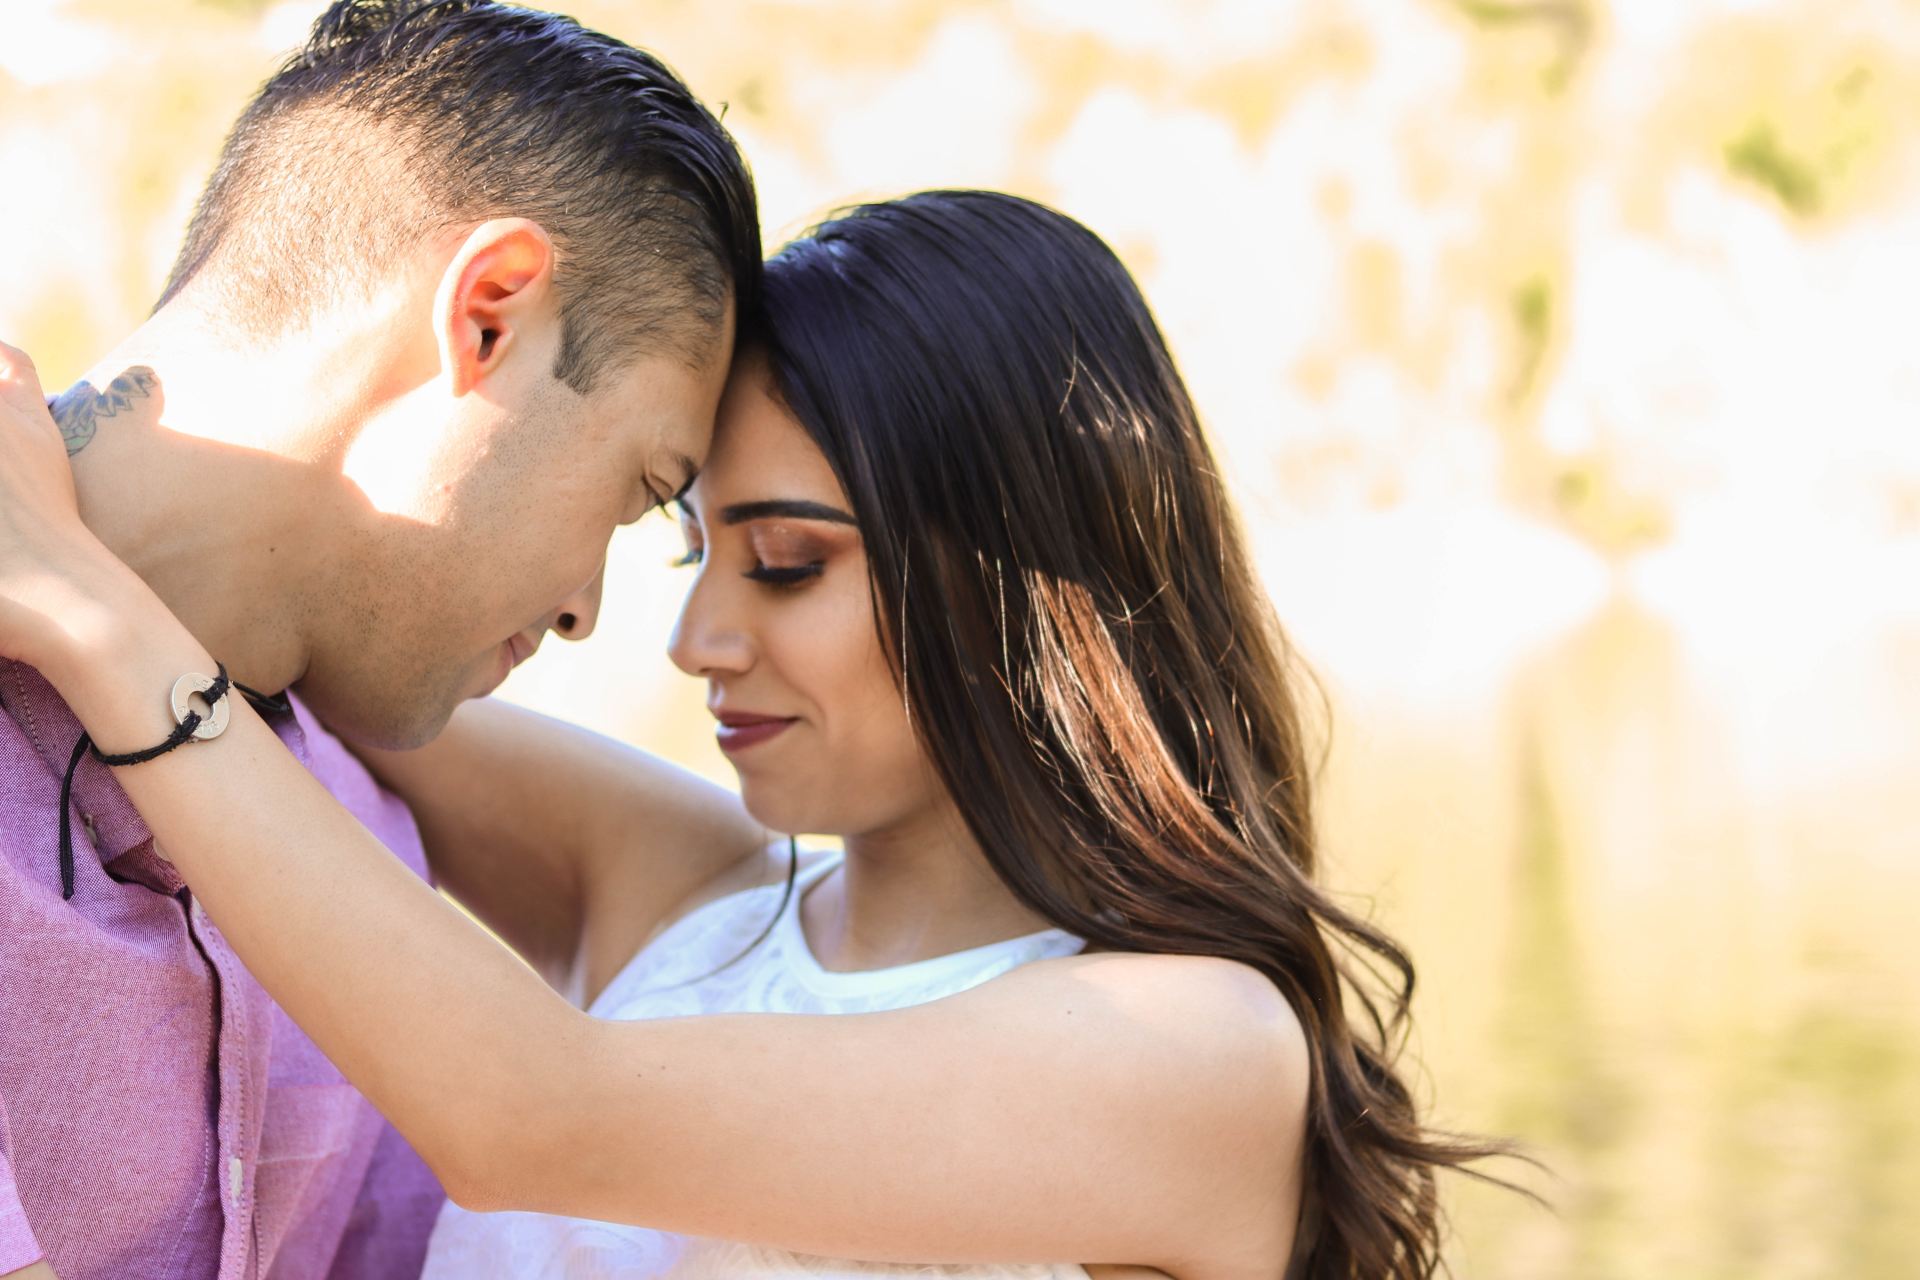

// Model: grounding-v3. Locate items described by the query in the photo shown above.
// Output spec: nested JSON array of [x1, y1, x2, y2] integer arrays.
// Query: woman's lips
[[714, 713, 798, 753]]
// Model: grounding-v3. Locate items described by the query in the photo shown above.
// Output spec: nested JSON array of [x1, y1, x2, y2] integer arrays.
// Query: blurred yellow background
[[6, 1, 1918, 1275]]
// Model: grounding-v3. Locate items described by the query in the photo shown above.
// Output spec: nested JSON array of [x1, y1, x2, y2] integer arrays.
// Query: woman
[[0, 192, 1502, 1277]]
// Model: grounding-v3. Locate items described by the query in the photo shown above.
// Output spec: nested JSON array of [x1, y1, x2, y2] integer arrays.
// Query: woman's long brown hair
[[750, 190, 1521, 1277]]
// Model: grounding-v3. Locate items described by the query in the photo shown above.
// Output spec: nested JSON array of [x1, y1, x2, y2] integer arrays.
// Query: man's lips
[[713, 710, 798, 753], [481, 632, 542, 697]]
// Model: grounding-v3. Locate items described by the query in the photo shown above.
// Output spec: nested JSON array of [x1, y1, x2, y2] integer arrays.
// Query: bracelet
[[56, 663, 232, 901]]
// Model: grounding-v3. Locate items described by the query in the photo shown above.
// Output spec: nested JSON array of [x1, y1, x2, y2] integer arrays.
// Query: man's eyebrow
[[720, 499, 858, 527]]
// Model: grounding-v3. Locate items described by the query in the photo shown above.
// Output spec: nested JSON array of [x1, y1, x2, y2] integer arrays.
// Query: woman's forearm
[[50, 581, 584, 1203], [37, 586, 1280, 1266], [349, 704, 597, 984], [351, 698, 766, 992]]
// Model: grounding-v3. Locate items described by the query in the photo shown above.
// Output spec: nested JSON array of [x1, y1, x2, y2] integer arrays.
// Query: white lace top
[[422, 850, 1089, 1279]]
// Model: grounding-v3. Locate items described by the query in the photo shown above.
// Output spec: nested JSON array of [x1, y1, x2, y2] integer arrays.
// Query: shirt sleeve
[[0, 1097, 46, 1274]]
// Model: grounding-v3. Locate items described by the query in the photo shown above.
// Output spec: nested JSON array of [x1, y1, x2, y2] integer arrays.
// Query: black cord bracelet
[[57, 662, 233, 901]]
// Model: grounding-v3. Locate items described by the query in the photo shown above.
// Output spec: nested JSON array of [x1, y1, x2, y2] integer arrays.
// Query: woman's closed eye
[[743, 561, 823, 587], [669, 527, 828, 589], [739, 521, 832, 589]]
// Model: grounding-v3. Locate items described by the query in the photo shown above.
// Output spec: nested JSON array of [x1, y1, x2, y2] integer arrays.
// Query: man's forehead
[[596, 348, 724, 456]]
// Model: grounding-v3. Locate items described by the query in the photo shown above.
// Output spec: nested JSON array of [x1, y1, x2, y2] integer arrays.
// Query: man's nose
[[553, 563, 607, 642]]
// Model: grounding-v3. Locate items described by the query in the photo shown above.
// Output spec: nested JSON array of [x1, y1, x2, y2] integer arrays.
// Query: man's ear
[[434, 218, 557, 397]]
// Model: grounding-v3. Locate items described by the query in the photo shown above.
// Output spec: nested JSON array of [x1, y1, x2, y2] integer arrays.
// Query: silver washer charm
[[170, 673, 230, 742]]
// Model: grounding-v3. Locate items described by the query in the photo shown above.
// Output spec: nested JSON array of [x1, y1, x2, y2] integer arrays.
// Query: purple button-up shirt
[[0, 658, 445, 1278]]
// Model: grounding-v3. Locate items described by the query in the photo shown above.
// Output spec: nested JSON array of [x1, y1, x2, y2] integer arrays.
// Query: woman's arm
[[352, 700, 768, 991], [40, 596, 1307, 1273]]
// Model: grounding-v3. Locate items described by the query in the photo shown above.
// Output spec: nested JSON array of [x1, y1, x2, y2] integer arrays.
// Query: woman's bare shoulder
[[994, 950, 1308, 1153], [921, 951, 1310, 1276], [1010, 949, 1308, 1043]]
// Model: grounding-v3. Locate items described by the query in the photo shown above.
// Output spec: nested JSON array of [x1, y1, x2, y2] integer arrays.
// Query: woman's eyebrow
[[720, 499, 858, 527]]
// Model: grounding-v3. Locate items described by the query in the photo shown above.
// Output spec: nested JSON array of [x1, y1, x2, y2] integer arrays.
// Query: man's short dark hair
[[159, 0, 760, 391]]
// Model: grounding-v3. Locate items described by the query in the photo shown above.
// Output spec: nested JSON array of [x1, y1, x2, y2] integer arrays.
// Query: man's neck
[[58, 310, 376, 695]]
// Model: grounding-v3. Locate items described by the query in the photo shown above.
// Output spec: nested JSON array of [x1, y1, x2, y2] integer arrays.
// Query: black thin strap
[[57, 663, 233, 901], [57, 733, 89, 901], [234, 680, 291, 717]]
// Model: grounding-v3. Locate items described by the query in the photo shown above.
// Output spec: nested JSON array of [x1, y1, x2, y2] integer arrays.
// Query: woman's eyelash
[[668, 549, 821, 587], [745, 563, 824, 587]]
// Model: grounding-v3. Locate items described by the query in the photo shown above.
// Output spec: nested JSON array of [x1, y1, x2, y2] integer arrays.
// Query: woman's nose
[[667, 569, 753, 678]]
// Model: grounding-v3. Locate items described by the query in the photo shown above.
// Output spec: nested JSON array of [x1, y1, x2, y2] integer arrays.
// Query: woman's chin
[[738, 784, 824, 839]]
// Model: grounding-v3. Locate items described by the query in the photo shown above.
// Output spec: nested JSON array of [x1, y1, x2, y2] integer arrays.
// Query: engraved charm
[[170, 673, 231, 742]]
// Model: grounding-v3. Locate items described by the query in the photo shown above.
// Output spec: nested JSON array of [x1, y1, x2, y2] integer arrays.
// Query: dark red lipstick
[[713, 710, 797, 753]]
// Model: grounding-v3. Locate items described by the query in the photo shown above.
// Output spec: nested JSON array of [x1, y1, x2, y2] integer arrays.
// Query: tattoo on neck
[[51, 366, 159, 457]]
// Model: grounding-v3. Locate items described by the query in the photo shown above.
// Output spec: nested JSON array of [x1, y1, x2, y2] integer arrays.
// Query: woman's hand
[[0, 342, 152, 679]]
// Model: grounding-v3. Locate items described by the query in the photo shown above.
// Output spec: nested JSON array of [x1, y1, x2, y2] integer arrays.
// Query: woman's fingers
[[0, 339, 48, 407], [0, 338, 35, 375], [0, 339, 82, 516], [0, 342, 117, 672], [0, 341, 64, 455], [0, 339, 46, 399]]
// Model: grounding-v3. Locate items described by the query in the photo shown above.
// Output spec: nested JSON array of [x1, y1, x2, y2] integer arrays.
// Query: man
[[0, 2, 758, 1276]]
